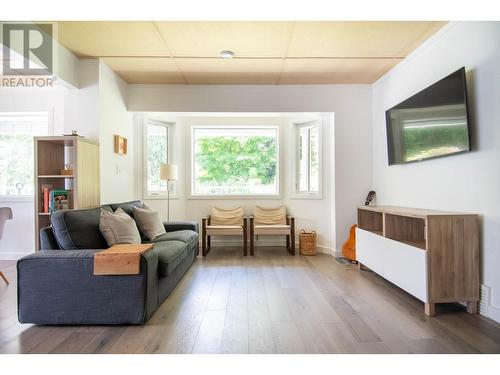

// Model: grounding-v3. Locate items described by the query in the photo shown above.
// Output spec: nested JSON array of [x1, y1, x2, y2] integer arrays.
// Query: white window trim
[[142, 119, 178, 200], [188, 125, 282, 200], [291, 119, 323, 200], [0, 110, 53, 199]]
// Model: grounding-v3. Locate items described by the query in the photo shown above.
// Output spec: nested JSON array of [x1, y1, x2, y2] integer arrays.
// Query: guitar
[[364, 190, 376, 206], [341, 191, 376, 261]]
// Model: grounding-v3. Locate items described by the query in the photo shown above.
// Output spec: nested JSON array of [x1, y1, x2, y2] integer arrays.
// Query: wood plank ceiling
[[56, 21, 447, 84]]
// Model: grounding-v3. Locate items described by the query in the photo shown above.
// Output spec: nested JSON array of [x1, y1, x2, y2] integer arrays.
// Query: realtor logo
[[2, 23, 53, 75]]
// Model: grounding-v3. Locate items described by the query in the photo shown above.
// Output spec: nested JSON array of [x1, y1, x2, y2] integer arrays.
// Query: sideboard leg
[[466, 301, 478, 314], [424, 303, 436, 317], [357, 262, 364, 270]]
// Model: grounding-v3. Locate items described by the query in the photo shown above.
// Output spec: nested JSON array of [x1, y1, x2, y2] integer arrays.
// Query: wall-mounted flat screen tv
[[385, 67, 471, 165]]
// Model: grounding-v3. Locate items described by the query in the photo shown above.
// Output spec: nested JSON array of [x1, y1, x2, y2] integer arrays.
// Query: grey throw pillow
[[132, 204, 166, 241], [99, 207, 141, 247]]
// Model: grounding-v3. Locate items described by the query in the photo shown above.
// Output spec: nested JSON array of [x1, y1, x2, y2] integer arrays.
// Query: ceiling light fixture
[[220, 50, 234, 59]]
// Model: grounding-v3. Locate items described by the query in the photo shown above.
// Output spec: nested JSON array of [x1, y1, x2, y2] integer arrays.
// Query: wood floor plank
[[265, 285, 293, 322], [191, 309, 226, 354], [220, 290, 249, 353], [271, 320, 307, 354]]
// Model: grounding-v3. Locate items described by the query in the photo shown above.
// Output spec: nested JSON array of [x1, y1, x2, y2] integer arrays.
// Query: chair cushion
[[51, 207, 109, 250], [145, 230, 198, 245], [254, 224, 290, 235], [211, 206, 244, 226], [132, 205, 166, 240], [206, 225, 243, 235], [254, 206, 287, 225], [154, 240, 189, 278], [99, 208, 141, 247]]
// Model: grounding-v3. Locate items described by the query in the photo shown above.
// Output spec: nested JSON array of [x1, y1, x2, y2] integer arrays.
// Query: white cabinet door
[[356, 228, 385, 275], [382, 237, 427, 302], [356, 227, 428, 302]]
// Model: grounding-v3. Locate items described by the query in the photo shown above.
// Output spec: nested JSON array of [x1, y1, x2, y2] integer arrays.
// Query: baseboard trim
[[316, 245, 335, 257], [484, 303, 500, 323], [199, 239, 336, 257]]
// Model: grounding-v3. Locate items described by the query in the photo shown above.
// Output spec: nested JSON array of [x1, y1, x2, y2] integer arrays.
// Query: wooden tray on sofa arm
[[94, 243, 154, 276]]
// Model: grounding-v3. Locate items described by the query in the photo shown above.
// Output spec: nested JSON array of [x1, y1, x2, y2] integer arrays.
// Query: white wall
[[98, 62, 134, 204], [372, 22, 500, 322], [64, 59, 100, 142], [128, 84, 373, 252], [133, 113, 337, 252]]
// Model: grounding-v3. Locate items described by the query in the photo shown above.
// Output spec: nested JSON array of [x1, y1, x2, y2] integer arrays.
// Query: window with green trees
[[0, 112, 49, 197], [192, 127, 279, 196]]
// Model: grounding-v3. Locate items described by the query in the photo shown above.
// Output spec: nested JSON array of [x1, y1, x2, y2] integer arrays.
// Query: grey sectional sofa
[[17, 200, 198, 325]]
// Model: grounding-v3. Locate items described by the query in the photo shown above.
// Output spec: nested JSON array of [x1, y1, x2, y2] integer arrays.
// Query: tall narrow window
[[144, 120, 174, 197], [0, 112, 49, 197], [295, 121, 321, 196], [191, 126, 279, 196]]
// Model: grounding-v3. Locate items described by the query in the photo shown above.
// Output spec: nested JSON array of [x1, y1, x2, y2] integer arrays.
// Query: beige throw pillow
[[99, 207, 141, 247], [132, 204, 166, 241]]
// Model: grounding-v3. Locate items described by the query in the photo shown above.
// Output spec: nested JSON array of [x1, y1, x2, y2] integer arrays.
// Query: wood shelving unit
[[356, 205, 480, 316], [34, 136, 100, 250]]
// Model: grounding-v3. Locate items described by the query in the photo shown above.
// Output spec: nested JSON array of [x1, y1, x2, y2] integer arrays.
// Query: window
[[143, 120, 174, 198], [191, 126, 279, 197], [0, 112, 49, 197], [294, 121, 321, 197]]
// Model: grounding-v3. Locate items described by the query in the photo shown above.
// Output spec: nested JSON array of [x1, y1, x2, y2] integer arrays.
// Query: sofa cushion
[[146, 230, 198, 245], [109, 200, 144, 218], [99, 208, 142, 247], [51, 208, 109, 250], [154, 240, 189, 278], [133, 205, 166, 240]]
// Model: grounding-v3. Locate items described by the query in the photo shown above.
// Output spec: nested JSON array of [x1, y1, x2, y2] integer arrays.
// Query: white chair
[[202, 207, 248, 256], [249, 206, 295, 256], [0, 207, 13, 285]]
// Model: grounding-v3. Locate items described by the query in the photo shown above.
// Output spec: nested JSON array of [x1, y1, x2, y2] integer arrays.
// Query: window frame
[[292, 120, 323, 199], [188, 125, 282, 200], [142, 119, 176, 200], [0, 110, 52, 202]]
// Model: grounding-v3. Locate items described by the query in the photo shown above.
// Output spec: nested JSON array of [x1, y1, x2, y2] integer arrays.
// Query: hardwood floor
[[1, 248, 500, 354]]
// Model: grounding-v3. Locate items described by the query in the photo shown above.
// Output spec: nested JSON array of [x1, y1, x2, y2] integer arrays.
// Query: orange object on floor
[[342, 224, 357, 261]]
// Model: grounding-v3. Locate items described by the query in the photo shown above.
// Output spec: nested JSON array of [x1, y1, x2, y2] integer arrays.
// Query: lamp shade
[[160, 164, 178, 181]]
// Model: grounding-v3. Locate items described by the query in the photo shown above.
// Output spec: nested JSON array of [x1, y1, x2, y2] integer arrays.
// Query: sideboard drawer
[[356, 228, 427, 302], [382, 237, 427, 302]]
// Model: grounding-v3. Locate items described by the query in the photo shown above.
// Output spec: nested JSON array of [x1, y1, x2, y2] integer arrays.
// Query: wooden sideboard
[[356, 205, 479, 316]]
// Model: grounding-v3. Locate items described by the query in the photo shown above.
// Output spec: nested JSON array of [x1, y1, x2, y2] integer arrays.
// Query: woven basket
[[299, 230, 317, 256]]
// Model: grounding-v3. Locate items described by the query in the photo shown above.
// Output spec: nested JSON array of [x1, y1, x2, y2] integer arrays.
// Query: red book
[[43, 187, 49, 213]]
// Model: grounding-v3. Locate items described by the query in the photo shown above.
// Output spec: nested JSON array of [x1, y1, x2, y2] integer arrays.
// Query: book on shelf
[[40, 184, 53, 213], [50, 189, 72, 212]]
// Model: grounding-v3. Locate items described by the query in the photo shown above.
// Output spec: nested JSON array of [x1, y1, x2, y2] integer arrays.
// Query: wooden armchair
[[249, 206, 295, 256], [201, 207, 248, 257]]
